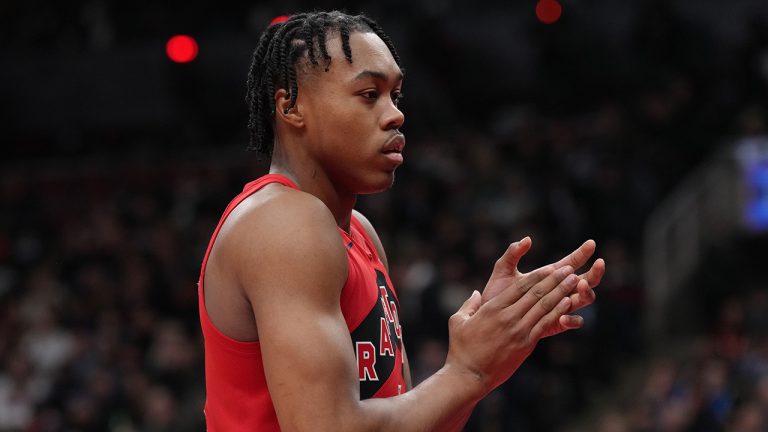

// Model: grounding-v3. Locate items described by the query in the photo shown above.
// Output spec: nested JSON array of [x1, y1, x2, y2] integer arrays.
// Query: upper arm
[[230, 194, 362, 430]]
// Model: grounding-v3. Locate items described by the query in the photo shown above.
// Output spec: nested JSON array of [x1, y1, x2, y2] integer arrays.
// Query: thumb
[[456, 290, 482, 318], [493, 236, 532, 275]]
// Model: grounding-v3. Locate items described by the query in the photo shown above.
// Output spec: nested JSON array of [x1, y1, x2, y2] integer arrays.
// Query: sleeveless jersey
[[198, 174, 406, 431]]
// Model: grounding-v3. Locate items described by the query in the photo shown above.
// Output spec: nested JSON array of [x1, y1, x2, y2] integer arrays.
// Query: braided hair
[[245, 11, 402, 159]]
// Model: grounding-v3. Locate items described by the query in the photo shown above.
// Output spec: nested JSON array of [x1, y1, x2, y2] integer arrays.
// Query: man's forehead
[[302, 31, 402, 83], [345, 32, 398, 65], [353, 69, 404, 83]]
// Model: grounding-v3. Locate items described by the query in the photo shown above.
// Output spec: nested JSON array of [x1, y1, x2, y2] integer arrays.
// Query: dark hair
[[245, 11, 402, 158]]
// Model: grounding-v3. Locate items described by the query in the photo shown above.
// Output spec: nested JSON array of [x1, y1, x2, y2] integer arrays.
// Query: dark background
[[2, 0, 768, 430]]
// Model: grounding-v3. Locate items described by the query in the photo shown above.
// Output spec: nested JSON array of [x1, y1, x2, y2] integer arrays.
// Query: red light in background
[[166, 35, 198, 63], [536, 0, 562, 24], [270, 15, 289, 26]]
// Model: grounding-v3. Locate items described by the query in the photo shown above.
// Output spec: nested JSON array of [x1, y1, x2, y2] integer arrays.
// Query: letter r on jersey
[[356, 341, 379, 381]]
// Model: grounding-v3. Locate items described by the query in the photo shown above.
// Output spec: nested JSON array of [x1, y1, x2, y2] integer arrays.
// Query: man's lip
[[382, 134, 406, 153], [383, 152, 404, 165]]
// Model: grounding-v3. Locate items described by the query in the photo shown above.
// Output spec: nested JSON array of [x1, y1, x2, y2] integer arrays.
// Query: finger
[[552, 239, 596, 273], [579, 258, 605, 289], [520, 271, 579, 328], [529, 296, 573, 341], [559, 314, 584, 330], [542, 314, 585, 339], [449, 290, 482, 332], [566, 262, 601, 313], [456, 290, 482, 319], [492, 236, 532, 276], [566, 279, 596, 313], [508, 265, 574, 320], [486, 263, 556, 310], [575, 278, 590, 302]]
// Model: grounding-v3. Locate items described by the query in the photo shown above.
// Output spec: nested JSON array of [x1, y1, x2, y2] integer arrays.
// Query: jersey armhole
[[349, 215, 382, 264], [198, 174, 301, 355]]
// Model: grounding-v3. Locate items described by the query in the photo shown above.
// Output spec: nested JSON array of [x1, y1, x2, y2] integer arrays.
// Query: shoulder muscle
[[220, 187, 349, 307]]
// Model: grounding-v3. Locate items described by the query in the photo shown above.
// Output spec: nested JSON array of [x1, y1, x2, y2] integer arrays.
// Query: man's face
[[296, 31, 405, 195]]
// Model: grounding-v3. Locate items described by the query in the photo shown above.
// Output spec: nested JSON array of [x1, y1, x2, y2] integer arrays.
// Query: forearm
[[439, 399, 477, 432], [352, 363, 485, 432]]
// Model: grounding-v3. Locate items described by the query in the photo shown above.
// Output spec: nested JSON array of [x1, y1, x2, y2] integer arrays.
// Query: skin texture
[[203, 30, 605, 431]]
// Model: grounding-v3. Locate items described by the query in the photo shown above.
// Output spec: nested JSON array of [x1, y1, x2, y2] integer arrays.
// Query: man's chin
[[359, 172, 396, 195]]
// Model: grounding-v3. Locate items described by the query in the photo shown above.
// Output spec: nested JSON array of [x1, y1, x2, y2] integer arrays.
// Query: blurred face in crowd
[[281, 30, 405, 194]]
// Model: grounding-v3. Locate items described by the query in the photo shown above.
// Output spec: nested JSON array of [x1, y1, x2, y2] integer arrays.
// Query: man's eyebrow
[[353, 69, 405, 82]]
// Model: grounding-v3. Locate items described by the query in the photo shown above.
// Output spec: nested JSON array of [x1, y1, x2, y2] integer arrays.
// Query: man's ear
[[274, 88, 304, 128]]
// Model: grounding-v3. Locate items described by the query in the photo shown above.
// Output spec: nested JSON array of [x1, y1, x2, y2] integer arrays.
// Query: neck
[[269, 147, 356, 232]]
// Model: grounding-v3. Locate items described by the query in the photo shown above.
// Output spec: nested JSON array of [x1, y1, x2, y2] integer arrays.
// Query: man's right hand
[[482, 238, 604, 337], [445, 264, 579, 397]]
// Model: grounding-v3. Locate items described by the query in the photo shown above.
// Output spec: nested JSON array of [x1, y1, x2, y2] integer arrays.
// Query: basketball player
[[198, 11, 605, 431]]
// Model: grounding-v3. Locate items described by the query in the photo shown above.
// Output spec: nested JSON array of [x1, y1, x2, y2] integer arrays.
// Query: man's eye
[[362, 91, 379, 100], [392, 92, 404, 105]]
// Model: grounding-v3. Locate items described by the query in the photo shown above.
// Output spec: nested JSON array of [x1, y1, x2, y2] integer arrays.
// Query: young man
[[198, 11, 605, 431]]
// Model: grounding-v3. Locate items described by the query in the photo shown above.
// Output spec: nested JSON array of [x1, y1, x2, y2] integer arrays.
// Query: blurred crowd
[[0, 161, 242, 430], [590, 285, 768, 432], [3, 1, 768, 431]]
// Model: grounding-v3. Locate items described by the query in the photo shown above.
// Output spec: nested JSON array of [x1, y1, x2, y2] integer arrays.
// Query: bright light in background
[[166, 35, 198, 63], [270, 15, 289, 26], [735, 138, 768, 231], [536, 0, 562, 24], [746, 163, 768, 230]]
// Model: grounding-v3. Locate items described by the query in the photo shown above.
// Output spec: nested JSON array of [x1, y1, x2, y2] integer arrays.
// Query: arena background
[[2, 0, 768, 430]]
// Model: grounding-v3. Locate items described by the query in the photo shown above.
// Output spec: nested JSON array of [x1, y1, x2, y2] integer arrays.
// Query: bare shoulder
[[217, 184, 349, 296], [221, 184, 339, 243], [352, 209, 389, 271]]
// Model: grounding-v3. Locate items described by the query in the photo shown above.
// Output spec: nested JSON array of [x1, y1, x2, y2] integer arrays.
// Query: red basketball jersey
[[198, 174, 406, 431]]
